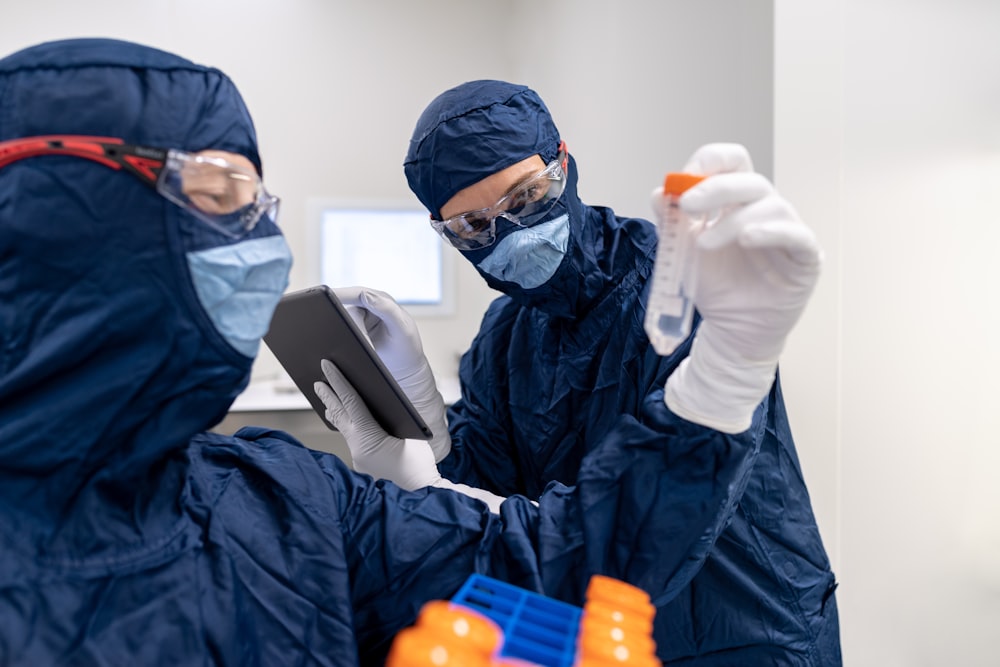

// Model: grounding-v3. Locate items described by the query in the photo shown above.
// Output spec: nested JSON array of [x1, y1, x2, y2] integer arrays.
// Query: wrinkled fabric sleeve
[[304, 404, 758, 661], [309, 451, 511, 664], [438, 313, 523, 495], [440, 374, 762, 611], [241, 377, 759, 661], [439, 385, 516, 494], [445, 388, 762, 609], [577, 391, 767, 606]]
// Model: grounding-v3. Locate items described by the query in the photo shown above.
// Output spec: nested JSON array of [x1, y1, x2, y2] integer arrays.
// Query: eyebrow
[[501, 162, 545, 196], [443, 160, 545, 220]]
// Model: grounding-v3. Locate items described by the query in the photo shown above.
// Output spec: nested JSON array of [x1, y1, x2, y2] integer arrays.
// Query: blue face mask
[[186, 234, 292, 357], [476, 213, 570, 289]]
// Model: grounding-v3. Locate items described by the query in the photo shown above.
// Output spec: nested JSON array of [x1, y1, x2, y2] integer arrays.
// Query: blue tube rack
[[451, 574, 583, 667]]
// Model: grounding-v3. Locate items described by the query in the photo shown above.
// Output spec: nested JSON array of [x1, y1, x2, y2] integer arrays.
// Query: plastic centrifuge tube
[[644, 172, 706, 356]]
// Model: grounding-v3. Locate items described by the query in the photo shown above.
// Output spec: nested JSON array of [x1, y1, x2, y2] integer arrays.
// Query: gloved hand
[[661, 143, 822, 433], [315, 360, 505, 513], [332, 286, 451, 462]]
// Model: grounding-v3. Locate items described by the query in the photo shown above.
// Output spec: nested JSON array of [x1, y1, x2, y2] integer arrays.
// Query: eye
[[506, 180, 550, 212], [449, 213, 492, 239], [182, 168, 256, 214], [185, 187, 235, 214]]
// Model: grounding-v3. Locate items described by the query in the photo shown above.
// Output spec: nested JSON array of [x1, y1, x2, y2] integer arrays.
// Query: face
[[438, 154, 546, 221], [177, 150, 260, 216]]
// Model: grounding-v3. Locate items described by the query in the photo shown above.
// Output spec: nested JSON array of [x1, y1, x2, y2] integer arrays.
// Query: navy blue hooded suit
[[0, 41, 792, 666], [404, 81, 842, 665]]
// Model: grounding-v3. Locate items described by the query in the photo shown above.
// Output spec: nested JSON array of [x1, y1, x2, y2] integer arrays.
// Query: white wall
[[775, 1, 1000, 664], [510, 0, 774, 215], [0, 0, 774, 383]]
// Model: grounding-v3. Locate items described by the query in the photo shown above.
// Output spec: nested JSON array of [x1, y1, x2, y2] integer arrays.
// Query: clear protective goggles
[[0, 135, 280, 237], [431, 141, 568, 251]]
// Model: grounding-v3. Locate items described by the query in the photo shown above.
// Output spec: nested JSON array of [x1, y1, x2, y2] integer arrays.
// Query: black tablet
[[263, 285, 432, 440]]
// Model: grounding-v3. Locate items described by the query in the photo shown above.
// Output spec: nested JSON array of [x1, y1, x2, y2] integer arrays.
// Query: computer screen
[[310, 198, 455, 316]]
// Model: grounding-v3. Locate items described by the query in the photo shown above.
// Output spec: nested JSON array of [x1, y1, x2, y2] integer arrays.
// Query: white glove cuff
[[353, 438, 443, 492], [431, 478, 506, 514], [664, 325, 778, 434]]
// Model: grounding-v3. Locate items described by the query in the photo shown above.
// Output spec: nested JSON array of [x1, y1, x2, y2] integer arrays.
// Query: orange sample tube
[[644, 172, 707, 356]]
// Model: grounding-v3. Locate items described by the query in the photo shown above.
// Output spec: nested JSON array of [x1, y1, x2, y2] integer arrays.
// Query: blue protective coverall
[[0, 40, 775, 666], [404, 81, 842, 665]]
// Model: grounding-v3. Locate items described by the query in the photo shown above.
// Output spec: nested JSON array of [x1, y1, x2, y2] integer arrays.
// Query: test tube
[[644, 172, 706, 356], [385, 601, 502, 667], [575, 575, 658, 666]]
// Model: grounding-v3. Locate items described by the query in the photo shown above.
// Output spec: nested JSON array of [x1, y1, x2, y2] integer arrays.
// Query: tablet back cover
[[263, 286, 432, 440]]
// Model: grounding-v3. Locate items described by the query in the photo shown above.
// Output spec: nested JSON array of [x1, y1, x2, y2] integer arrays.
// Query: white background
[[775, 1, 1000, 664]]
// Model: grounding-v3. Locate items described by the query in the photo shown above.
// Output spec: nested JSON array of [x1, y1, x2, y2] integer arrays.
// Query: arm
[[314, 360, 507, 513], [309, 386, 758, 666], [661, 143, 822, 433], [572, 390, 762, 606], [437, 325, 524, 495], [336, 288, 523, 496], [331, 286, 452, 463], [568, 141, 818, 604]]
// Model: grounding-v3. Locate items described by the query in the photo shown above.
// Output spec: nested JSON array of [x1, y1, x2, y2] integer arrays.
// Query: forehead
[[439, 154, 545, 220]]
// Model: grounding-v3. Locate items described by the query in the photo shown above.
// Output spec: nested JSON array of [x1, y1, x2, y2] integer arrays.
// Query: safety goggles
[[0, 135, 280, 237], [431, 141, 569, 250]]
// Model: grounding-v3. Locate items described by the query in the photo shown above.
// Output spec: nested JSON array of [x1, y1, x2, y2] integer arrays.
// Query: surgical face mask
[[475, 213, 569, 289], [186, 233, 292, 357]]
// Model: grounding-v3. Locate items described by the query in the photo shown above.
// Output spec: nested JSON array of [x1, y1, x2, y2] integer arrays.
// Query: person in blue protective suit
[[315, 80, 842, 664], [0, 40, 778, 667]]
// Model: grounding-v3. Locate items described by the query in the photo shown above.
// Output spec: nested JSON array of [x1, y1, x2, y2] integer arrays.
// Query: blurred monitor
[[310, 198, 455, 316]]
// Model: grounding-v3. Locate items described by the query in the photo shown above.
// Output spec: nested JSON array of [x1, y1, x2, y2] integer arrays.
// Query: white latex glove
[[662, 143, 822, 433], [332, 286, 451, 462], [315, 360, 505, 513]]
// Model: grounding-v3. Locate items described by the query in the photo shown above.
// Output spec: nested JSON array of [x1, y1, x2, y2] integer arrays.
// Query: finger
[[336, 285, 397, 321], [320, 359, 375, 423], [336, 286, 417, 343], [680, 172, 774, 214], [649, 186, 673, 225], [356, 288, 419, 340], [696, 214, 742, 251], [313, 379, 347, 427], [330, 285, 367, 307], [698, 195, 822, 271], [681, 143, 754, 175], [696, 193, 791, 251], [332, 286, 387, 334], [314, 378, 338, 405], [343, 305, 370, 336], [740, 220, 823, 267]]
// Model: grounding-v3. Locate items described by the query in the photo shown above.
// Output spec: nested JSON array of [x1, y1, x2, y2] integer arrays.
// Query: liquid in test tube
[[644, 172, 706, 356]]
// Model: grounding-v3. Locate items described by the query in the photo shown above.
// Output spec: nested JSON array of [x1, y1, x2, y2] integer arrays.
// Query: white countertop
[[230, 374, 461, 412]]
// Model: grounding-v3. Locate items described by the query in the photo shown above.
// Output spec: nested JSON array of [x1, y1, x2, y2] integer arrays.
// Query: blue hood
[[404, 80, 630, 319], [0, 39, 276, 547]]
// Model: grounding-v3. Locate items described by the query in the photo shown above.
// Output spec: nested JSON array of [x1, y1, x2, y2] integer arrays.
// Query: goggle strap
[[0, 135, 165, 187], [0, 135, 119, 170], [119, 150, 165, 184]]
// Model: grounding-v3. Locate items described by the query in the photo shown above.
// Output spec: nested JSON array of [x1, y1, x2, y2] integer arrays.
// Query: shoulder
[[480, 294, 519, 328], [187, 429, 360, 523]]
